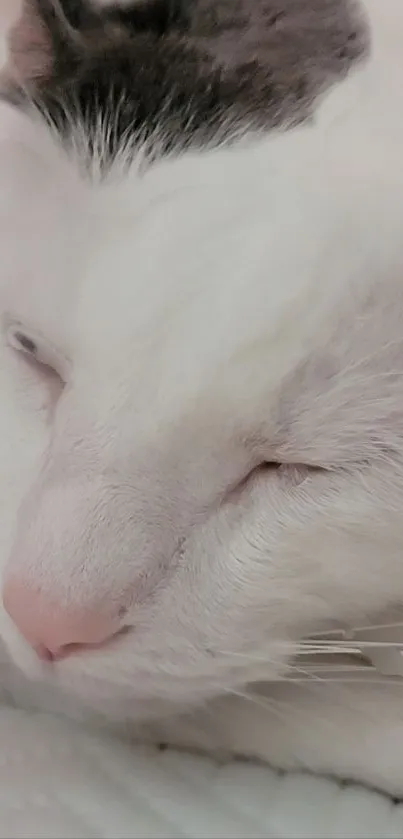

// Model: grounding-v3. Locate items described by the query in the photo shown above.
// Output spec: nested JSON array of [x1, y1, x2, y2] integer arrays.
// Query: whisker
[[272, 677, 403, 685], [298, 640, 403, 649], [222, 684, 365, 738], [333, 338, 403, 379], [222, 686, 290, 725], [222, 686, 318, 727], [279, 657, 326, 682], [222, 648, 336, 682], [290, 644, 365, 655], [304, 627, 353, 639], [220, 613, 403, 695], [221, 646, 359, 663], [349, 619, 403, 634], [221, 644, 403, 688], [299, 664, 375, 673]]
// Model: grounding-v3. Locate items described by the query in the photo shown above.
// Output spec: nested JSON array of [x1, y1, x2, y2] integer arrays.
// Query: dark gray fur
[[9, 0, 369, 166]]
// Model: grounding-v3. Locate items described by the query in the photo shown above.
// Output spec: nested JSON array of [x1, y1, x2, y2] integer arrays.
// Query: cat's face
[[1, 0, 403, 720]]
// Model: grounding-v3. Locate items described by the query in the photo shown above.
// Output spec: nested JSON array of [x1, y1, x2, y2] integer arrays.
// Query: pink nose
[[2, 578, 121, 661]]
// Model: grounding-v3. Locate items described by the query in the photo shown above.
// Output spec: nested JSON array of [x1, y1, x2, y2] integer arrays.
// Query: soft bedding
[[0, 705, 401, 839]]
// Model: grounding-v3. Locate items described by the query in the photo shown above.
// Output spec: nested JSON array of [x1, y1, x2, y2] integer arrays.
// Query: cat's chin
[[0, 654, 170, 729], [0, 624, 189, 729]]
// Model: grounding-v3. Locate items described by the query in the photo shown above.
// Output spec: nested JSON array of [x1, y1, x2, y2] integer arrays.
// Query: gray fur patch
[[6, 0, 369, 165]]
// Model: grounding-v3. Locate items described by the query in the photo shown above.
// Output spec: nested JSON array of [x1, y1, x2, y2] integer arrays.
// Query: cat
[[1, 0, 403, 795]]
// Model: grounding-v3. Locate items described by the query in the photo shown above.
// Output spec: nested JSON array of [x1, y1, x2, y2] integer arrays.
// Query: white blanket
[[0, 705, 401, 839]]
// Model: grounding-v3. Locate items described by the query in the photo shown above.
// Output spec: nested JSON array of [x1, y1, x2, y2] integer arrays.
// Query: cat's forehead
[[9, 0, 367, 167], [0, 0, 371, 411]]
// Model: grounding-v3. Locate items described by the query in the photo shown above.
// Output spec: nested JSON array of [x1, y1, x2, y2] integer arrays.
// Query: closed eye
[[5, 318, 71, 385]]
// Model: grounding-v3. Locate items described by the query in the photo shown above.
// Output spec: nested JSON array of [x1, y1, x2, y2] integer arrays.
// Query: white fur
[[1, 0, 403, 795]]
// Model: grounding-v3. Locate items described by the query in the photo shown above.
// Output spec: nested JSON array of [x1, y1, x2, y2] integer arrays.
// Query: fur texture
[[3, 0, 366, 158], [1, 0, 403, 796]]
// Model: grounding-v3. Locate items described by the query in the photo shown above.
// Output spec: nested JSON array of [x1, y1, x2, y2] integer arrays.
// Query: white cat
[[1, 0, 403, 795]]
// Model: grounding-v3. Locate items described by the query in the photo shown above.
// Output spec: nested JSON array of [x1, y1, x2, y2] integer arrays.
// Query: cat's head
[[1, 0, 402, 720]]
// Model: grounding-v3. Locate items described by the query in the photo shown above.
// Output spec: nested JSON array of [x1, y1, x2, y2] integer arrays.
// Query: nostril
[[34, 643, 80, 662], [51, 641, 101, 660], [34, 627, 131, 662], [44, 642, 85, 661], [59, 627, 131, 657], [35, 644, 55, 662], [3, 576, 131, 659]]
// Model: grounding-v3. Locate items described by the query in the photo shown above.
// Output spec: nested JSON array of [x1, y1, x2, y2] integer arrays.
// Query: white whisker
[[278, 677, 403, 685], [222, 686, 291, 725], [299, 640, 403, 649], [222, 649, 329, 682], [350, 619, 403, 634], [221, 643, 403, 688], [304, 619, 403, 640], [222, 685, 330, 728]]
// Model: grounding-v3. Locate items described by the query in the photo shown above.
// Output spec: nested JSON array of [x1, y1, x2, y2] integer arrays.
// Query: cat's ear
[[3, 1, 53, 84], [1, 0, 137, 88], [1, 0, 91, 87], [0, 1, 22, 75]]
